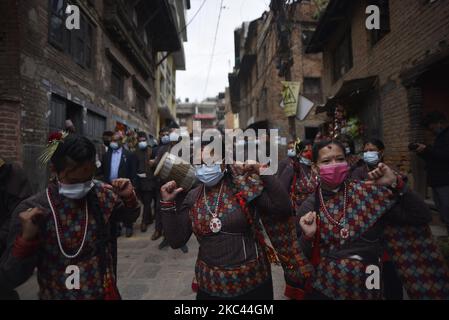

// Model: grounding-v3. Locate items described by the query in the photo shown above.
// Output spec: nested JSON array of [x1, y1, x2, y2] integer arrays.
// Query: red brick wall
[[320, 0, 449, 174], [0, 101, 21, 163], [238, 1, 325, 141], [0, 0, 22, 163]]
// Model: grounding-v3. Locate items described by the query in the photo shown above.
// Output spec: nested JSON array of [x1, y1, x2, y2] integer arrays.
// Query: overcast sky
[[176, 0, 270, 103]]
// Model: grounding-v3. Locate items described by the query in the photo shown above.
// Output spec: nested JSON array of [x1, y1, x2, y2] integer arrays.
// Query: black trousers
[[433, 186, 449, 230], [196, 279, 274, 300], [138, 190, 158, 225], [382, 260, 404, 300]]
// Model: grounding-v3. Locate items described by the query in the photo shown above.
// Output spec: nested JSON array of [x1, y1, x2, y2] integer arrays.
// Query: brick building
[[177, 95, 225, 134], [306, 0, 449, 196], [0, 0, 187, 191], [228, 1, 326, 156], [224, 87, 239, 130]]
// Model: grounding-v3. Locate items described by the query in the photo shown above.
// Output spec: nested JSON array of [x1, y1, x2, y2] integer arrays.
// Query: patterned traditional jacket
[[297, 179, 449, 300], [278, 158, 318, 211], [162, 173, 292, 298], [0, 181, 140, 300]]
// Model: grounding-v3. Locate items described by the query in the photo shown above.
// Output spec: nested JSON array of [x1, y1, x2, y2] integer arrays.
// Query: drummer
[[159, 136, 292, 300], [152, 126, 189, 252]]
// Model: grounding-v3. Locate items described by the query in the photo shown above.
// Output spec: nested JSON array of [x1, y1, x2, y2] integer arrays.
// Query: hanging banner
[[281, 81, 301, 117], [296, 95, 315, 121]]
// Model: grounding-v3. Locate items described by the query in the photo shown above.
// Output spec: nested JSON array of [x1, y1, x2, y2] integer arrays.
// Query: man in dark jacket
[[0, 157, 33, 299], [152, 126, 188, 253], [413, 111, 449, 233], [98, 132, 138, 237], [134, 132, 159, 233]]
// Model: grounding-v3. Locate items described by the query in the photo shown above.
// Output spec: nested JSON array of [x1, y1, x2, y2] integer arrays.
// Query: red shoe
[[191, 277, 199, 293]]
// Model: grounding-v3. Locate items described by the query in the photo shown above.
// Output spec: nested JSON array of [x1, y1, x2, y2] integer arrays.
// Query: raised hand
[[111, 178, 135, 198], [19, 208, 45, 241], [160, 181, 184, 202], [299, 211, 317, 239], [367, 163, 397, 187]]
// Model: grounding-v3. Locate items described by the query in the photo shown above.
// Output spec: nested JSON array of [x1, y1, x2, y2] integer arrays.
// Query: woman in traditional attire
[[160, 142, 292, 300], [0, 133, 140, 300], [276, 139, 318, 299], [297, 140, 449, 300]]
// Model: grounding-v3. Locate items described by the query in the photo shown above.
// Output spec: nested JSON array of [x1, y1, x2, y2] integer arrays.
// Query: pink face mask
[[319, 162, 350, 189]]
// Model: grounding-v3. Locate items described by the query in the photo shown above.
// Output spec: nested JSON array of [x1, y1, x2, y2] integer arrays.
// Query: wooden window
[[369, 0, 390, 46], [48, 0, 65, 47], [86, 111, 106, 143], [332, 28, 353, 81], [303, 78, 322, 95], [136, 92, 147, 117], [111, 64, 124, 100], [48, 0, 94, 69], [49, 95, 67, 132], [302, 29, 315, 52], [303, 77, 322, 103]]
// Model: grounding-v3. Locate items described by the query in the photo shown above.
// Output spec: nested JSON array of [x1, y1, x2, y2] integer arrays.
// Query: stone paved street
[[16, 219, 287, 300], [15, 212, 448, 300]]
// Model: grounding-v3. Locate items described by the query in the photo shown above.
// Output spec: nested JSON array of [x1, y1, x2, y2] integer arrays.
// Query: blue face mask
[[109, 142, 120, 150], [138, 141, 148, 150], [195, 164, 224, 187], [161, 136, 170, 145], [364, 151, 380, 166], [58, 180, 94, 200]]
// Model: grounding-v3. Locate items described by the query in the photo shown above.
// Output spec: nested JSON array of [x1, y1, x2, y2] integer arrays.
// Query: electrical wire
[[202, 0, 225, 98]]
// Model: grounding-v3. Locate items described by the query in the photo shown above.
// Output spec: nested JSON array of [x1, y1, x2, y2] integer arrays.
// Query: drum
[[154, 152, 198, 191]]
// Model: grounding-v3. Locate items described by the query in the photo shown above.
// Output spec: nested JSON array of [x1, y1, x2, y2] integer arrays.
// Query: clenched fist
[[367, 163, 397, 187], [299, 211, 317, 239], [160, 181, 184, 202], [19, 208, 45, 241], [104, 178, 135, 199]]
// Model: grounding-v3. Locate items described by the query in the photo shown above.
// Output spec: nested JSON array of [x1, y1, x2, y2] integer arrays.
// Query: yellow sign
[[281, 81, 301, 117]]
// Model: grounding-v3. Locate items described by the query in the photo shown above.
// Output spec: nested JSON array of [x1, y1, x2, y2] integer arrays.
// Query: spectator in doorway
[[65, 119, 76, 134], [413, 112, 449, 233]]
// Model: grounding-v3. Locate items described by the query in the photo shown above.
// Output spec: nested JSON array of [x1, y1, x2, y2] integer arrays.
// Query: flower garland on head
[[38, 131, 69, 167], [294, 138, 305, 156]]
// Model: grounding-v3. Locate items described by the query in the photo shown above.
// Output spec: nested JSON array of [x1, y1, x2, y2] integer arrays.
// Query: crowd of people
[[0, 111, 448, 300]]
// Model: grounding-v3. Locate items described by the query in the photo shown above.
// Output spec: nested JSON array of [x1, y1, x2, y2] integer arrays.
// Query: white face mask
[[58, 180, 94, 200], [300, 157, 312, 166], [287, 149, 297, 158], [169, 132, 180, 142], [195, 164, 224, 187], [161, 135, 170, 145], [109, 142, 120, 150], [363, 151, 380, 166], [138, 141, 148, 150]]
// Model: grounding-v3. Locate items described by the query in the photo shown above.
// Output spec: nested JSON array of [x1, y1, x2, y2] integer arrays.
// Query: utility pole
[[271, 0, 296, 140]]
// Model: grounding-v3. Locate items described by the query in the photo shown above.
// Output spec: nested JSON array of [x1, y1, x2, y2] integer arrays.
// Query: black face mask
[[103, 141, 111, 147]]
